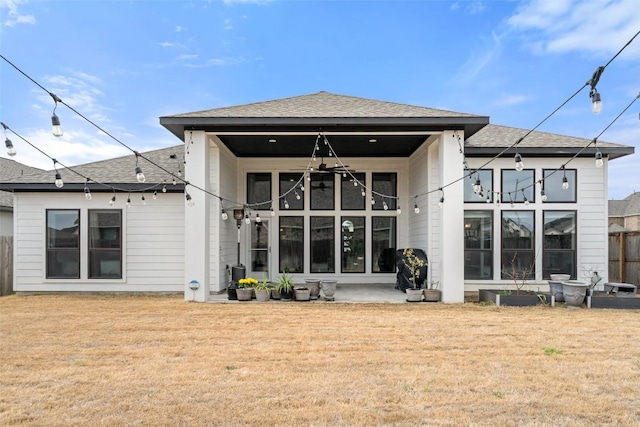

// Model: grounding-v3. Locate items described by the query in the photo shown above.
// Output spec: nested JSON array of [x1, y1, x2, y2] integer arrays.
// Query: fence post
[[619, 232, 625, 282], [1, 236, 14, 296]]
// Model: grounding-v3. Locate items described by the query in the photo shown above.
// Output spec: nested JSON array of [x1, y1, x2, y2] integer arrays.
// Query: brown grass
[[1, 295, 640, 426]]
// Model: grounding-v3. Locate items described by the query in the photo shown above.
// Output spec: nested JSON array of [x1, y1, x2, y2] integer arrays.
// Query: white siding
[[13, 192, 184, 293], [463, 156, 609, 290]]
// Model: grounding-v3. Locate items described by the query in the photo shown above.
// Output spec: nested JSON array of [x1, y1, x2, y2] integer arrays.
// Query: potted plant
[[254, 277, 271, 302], [276, 272, 295, 301], [401, 248, 426, 302], [236, 277, 257, 301], [423, 280, 441, 302], [294, 286, 311, 301]]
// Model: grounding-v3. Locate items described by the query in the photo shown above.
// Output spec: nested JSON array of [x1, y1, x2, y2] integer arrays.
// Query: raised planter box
[[479, 289, 547, 307], [587, 292, 640, 309]]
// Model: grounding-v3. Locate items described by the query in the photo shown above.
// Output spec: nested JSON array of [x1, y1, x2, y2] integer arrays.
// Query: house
[[609, 192, 640, 232], [0, 158, 43, 236], [0, 92, 634, 301]]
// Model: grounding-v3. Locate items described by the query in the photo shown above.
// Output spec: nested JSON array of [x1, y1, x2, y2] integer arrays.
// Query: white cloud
[[1, 0, 35, 27], [42, 71, 110, 124], [508, 0, 640, 59], [222, 0, 272, 4], [452, 31, 503, 85], [224, 18, 233, 30], [175, 25, 185, 32], [176, 53, 198, 61], [493, 94, 530, 108]]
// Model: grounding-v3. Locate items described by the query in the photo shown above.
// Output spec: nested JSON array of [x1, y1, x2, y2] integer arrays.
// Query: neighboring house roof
[[0, 158, 44, 208], [609, 192, 640, 217], [0, 146, 185, 192], [465, 124, 633, 160]]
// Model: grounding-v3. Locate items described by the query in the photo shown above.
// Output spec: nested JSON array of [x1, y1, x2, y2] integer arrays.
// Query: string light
[[496, 192, 501, 206], [2, 123, 16, 156], [383, 201, 388, 211], [438, 188, 444, 209], [162, 185, 167, 193], [50, 93, 63, 137], [514, 153, 524, 172], [371, 197, 375, 205], [591, 90, 602, 114], [361, 189, 366, 197], [126, 194, 131, 208], [594, 138, 604, 168], [221, 209, 228, 220], [473, 177, 482, 194], [84, 180, 92, 200], [52, 160, 64, 188], [486, 194, 491, 204], [414, 203, 420, 214], [141, 194, 146, 205], [295, 191, 301, 200], [135, 166, 145, 183], [522, 189, 529, 206], [541, 189, 547, 202], [256, 213, 261, 223], [284, 199, 289, 209], [186, 193, 194, 207], [244, 213, 250, 225], [396, 204, 401, 215], [270, 206, 275, 217], [153, 190, 157, 200]]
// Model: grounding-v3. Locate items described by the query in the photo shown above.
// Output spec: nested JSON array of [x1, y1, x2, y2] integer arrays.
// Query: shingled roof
[[0, 146, 184, 192], [465, 124, 633, 159], [609, 192, 640, 217], [167, 91, 482, 119], [0, 158, 43, 208]]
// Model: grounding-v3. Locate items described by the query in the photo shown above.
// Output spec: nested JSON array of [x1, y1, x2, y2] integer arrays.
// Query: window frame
[[279, 173, 305, 210], [341, 172, 366, 210], [501, 169, 535, 204], [464, 169, 493, 203], [310, 216, 335, 273], [542, 169, 577, 203], [464, 210, 493, 280], [340, 216, 366, 273], [46, 209, 80, 279], [501, 210, 536, 280], [246, 172, 272, 210], [372, 173, 397, 210], [88, 209, 123, 279], [542, 210, 577, 279], [310, 173, 335, 210], [278, 216, 304, 274], [371, 216, 396, 274]]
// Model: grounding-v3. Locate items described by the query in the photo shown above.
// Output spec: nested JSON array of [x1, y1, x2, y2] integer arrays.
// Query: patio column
[[439, 130, 465, 303], [184, 130, 210, 302]]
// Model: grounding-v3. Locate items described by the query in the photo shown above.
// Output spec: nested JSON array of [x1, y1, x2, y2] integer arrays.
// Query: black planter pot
[[227, 283, 238, 300], [280, 289, 294, 301]]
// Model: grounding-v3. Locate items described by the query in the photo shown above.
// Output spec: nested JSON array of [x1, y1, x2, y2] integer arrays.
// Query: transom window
[[310, 173, 335, 210], [341, 173, 366, 210], [501, 170, 535, 204], [247, 173, 271, 210], [464, 170, 493, 203], [543, 169, 576, 202], [372, 173, 397, 210], [279, 173, 304, 210]]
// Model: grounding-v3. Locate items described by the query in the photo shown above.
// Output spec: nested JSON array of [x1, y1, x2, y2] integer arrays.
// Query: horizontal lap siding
[[13, 192, 184, 292]]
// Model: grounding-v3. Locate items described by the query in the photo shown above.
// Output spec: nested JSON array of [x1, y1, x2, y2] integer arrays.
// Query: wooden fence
[[609, 231, 640, 286], [1, 236, 13, 296]]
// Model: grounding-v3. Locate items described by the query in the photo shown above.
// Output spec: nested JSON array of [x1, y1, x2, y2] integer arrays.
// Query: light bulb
[[486, 196, 491, 204], [141, 195, 146, 205], [383, 201, 388, 211], [295, 192, 301, 200], [591, 91, 602, 114], [51, 113, 63, 137], [510, 201, 514, 208], [221, 210, 228, 220], [514, 153, 524, 172], [541, 191, 548, 202], [414, 204, 420, 214], [595, 151, 604, 168], [54, 172, 64, 188], [84, 187, 92, 200], [186, 193, 194, 207], [361, 189, 366, 197], [172, 178, 177, 186], [284, 200, 289, 209], [371, 198, 375, 205], [126, 197, 131, 208], [5, 138, 16, 156], [524, 198, 530, 206], [135, 166, 146, 183], [438, 197, 444, 208], [153, 191, 157, 200], [354, 181, 358, 187], [256, 214, 261, 223], [300, 185, 304, 192], [109, 195, 116, 206], [307, 174, 311, 181], [396, 206, 401, 215], [562, 177, 569, 190], [270, 207, 275, 217], [162, 185, 167, 193], [177, 167, 182, 177], [473, 178, 481, 194], [244, 214, 250, 225]]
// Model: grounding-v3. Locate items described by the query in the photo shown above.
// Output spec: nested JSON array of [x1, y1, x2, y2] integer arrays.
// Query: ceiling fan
[[294, 157, 355, 175]]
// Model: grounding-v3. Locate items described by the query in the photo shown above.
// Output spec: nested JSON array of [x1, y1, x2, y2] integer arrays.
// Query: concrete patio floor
[[208, 283, 418, 303]]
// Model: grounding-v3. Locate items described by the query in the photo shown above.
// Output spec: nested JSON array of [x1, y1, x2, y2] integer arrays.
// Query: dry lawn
[[1, 295, 640, 426]]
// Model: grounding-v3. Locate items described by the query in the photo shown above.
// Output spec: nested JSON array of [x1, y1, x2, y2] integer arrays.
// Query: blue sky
[[1, 0, 638, 199]]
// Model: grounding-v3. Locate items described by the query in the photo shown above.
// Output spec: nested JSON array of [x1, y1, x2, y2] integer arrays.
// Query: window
[[464, 211, 493, 279], [341, 216, 365, 273], [543, 169, 576, 202], [341, 173, 366, 210], [310, 173, 335, 210], [247, 173, 271, 210], [279, 216, 303, 273], [464, 170, 493, 203], [88, 210, 122, 279], [501, 211, 535, 280], [279, 173, 304, 210], [310, 217, 334, 273], [372, 217, 396, 273], [501, 170, 535, 204], [46, 209, 80, 279], [372, 173, 397, 210], [543, 211, 576, 279]]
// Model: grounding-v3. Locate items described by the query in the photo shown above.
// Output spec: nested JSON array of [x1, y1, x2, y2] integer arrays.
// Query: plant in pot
[[276, 272, 295, 301], [236, 277, 257, 301], [254, 276, 271, 302], [401, 248, 427, 302], [423, 279, 441, 302]]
